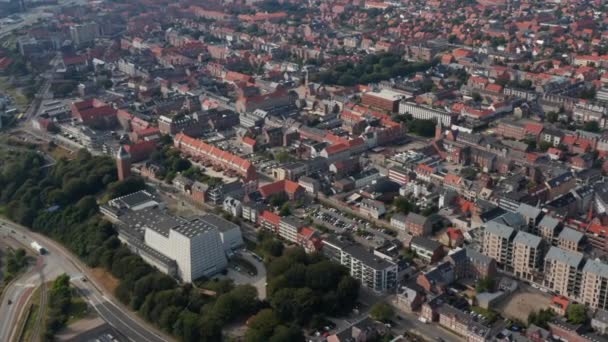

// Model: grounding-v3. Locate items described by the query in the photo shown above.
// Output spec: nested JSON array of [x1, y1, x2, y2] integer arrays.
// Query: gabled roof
[[259, 180, 302, 198], [260, 210, 281, 225], [545, 246, 584, 268]]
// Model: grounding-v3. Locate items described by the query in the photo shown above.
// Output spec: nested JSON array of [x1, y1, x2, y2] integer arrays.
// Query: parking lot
[[311, 207, 391, 248], [224, 250, 267, 300]]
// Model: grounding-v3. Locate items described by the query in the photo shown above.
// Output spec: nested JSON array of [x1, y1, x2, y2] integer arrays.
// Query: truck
[[30, 241, 46, 255]]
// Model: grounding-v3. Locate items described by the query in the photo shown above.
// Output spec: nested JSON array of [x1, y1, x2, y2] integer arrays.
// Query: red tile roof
[[552, 295, 570, 310], [324, 143, 349, 155], [524, 122, 543, 136], [259, 180, 302, 198], [260, 210, 281, 226], [174, 133, 255, 180], [446, 227, 464, 241], [242, 136, 257, 146], [71, 99, 116, 124]]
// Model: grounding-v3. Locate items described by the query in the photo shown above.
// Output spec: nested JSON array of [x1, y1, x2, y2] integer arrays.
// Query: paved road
[[227, 251, 267, 300], [0, 219, 173, 342], [0, 256, 39, 341]]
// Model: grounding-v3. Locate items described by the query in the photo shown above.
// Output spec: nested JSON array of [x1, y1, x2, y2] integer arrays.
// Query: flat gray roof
[[173, 219, 217, 238], [199, 213, 239, 233], [110, 190, 158, 209], [120, 207, 182, 237], [344, 244, 396, 270]]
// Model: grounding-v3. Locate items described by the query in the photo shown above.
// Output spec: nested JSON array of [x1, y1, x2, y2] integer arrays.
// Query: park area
[[495, 286, 552, 323]]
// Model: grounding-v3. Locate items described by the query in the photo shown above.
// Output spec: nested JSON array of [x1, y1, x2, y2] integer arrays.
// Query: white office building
[[117, 206, 230, 283], [398, 101, 456, 126]]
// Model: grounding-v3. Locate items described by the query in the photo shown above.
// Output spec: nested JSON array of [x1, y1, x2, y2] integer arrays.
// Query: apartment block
[[322, 237, 397, 293], [512, 231, 544, 282], [538, 215, 562, 245], [543, 247, 584, 300], [278, 216, 304, 243], [580, 259, 608, 310], [482, 220, 516, 270]]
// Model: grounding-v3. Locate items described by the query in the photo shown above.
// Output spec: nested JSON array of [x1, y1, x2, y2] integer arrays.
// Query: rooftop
[[344, 244, 396, 270], [513, 231, 542, 249], [545, 246, 584, 268]]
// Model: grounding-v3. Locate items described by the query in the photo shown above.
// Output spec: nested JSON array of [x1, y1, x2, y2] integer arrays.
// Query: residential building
[[70, 22, 99, 45], [482, 220, 516, 270], [591, 310, 608, 335], [404, 213, 432, 237], [322, 237, 397, 293], [543, 247, 584, 300], [512, 231, 544, 282], [516, 203, 543, 233], [580, 259, 608, 310], [359, 198, 386, 219], [462, 248, 497, 281], [557, 228, 584, 252], [158, 114, 206, 137], [390, 213, 407, 231], [278, 216, 304, 243], [259, 210, 280, 233], [174, 133, 257, 181], [410, 236, 444, 263], [361, 89, 404, 113], [538, 215, 563, 245], [298, 176, 319, 194], [398, 102, 456, 126], [259, 179, 305, 201]]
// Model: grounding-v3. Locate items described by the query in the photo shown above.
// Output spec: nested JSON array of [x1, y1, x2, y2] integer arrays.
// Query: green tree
[[475, 276, 496, 293], [546, 111, 559, 123], [245, 309, 280, 341], [279, 203, 291, 216], [567, 304, 587, 324], [538, 141, 553, 152], [583, 121, 600, 133], [370, 302, 394, 322], [528, 308, 555, 328]]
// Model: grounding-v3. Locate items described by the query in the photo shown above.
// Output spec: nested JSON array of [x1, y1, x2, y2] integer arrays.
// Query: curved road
[[0, 219, 173, 342]]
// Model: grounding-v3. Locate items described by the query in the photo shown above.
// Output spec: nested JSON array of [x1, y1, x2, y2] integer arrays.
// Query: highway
[[0, 218, 173, 342]]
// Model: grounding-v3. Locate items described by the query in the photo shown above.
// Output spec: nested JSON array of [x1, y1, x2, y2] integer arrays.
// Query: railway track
[[28, 261, 47, 342]]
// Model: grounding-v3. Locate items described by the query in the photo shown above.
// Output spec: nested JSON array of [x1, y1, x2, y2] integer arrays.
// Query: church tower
[[116, 145, 131, 181]]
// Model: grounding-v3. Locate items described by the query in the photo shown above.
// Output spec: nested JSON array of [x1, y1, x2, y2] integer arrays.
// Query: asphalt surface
[[0, 219, 172, 342], [226, 251, 267, 300]]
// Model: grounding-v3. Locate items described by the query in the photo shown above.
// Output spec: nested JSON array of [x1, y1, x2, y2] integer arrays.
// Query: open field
[[495, 286, 552, 323], [89, 268, 119, 294]]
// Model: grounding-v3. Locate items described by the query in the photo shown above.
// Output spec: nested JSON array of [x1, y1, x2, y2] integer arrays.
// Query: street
[[0, 218, 173, 342]]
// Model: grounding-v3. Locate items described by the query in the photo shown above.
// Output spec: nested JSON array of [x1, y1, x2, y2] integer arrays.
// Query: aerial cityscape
[[2, 0, 608, 341]]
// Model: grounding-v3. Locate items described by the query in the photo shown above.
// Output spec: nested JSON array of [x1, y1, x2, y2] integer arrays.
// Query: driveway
[[226, 252, 267, 300]]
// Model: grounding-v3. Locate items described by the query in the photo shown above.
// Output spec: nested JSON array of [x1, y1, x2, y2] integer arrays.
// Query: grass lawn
[[0, 77, 28, 109], [45, 143, 75, 160]]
